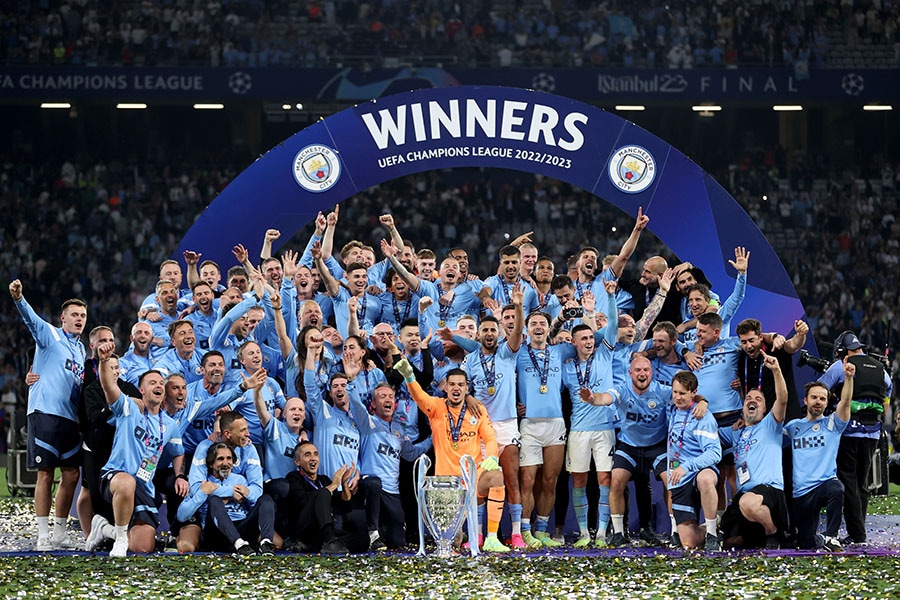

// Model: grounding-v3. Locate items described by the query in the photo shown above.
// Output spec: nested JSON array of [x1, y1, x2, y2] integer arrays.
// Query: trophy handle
[[460, 455, 480, 557], [414, 454, 432, 557]]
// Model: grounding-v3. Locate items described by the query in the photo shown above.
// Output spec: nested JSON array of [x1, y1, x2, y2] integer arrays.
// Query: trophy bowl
[[420, 475, 469, 557]]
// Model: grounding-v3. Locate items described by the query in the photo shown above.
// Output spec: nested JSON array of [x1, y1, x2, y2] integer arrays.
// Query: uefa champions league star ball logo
[[532, 72, 556, 93], [841, 73, 864, 96], [292, 144, 342, 193], [228, 71, 253, 95], [608, 145, 656, 194]]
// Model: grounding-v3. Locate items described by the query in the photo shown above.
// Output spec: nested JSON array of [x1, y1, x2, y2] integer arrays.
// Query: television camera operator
[[814, 331, 892, 545]]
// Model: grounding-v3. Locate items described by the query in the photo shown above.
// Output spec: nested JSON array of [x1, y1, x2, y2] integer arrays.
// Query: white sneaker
[[110, 537, 128, 558], [52, 533, 80, 550], [36, 537, 55, 551], [85, 515, 111, 551]]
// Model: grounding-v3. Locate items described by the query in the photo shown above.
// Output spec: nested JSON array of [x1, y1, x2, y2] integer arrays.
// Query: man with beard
[[644, 321, 693, 387], [180, 352, 252, 468], [735, 318, 808, 509], [184, 250, 226, 295], [785, 364, 853, 551], [95, 342, 184, 557], [118, 322, 155, 386], [479, 245, 539, 315], [583, 356, 703, 547], [677, 247, 749, 346], [154, 320, 203, 384], [619, 255, 679, 324], [397, 360, 511, 553], [138, 260, 190, 313], [718, 352, 789, 549], [444, 286, 526, 547], [209, 268, 265, 386], [386, 248, 480, 331], [189, 411, 277, 554], [79, 342, 141, 551], [516, 279, 619, 549], [735, 318, 808, 419], [571, 208, 649, 312], [176, 443, 268, 555], [377, 268, 422, 334], [141, 281, 180, 361], [350, 383, 431, 550], [303, 337, 361, 494], [313, 241, 380, 338], [184, 282, 217, 350]]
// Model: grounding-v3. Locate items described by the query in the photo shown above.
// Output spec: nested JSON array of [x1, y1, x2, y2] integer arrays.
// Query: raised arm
[[232, 243, 256, 274], [321, 206, 338, 260], [598, 279, 619, 348], [312, 240, 341, 297], [634, 268, 674, 341], [718, 246, 749, 323], [782, 319, 809, 354], [183, 250, 201, 288], [251, 367, 272, 428], [764, 351, 788, 423], [508, 283, 525, 352], [383, 239, 421, 293], [836, 359, 854, 423], [270, 287, 294, 359], [260, 229, 281, 262], [379, 214, 405, 253], [607, 207, 650, 278], [97, 341, 122, 405], [346, 296, 361, 338]]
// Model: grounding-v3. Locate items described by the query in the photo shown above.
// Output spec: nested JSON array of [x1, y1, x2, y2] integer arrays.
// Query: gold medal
[[540, 384, 548, 393], [487, 386, 496, 395], [452, 442, 459, 450], [439, 319, 446, 327]]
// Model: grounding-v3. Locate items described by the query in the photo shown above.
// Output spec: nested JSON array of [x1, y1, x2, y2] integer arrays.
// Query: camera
[[562, 307, 584, 320], [796, 349, 832, 373]]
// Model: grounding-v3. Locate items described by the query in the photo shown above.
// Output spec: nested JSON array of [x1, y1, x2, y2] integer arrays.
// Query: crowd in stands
[[2, 0, 898, 69], [2, 147, 899, 422]]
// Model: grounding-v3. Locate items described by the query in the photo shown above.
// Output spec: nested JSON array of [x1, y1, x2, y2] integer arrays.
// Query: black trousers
[[791, 478, 844, 548], [290, 487, 335, 548], [362, 476, 406, 548], [206, 494, 276, 549], [836, 435, 878, 542]]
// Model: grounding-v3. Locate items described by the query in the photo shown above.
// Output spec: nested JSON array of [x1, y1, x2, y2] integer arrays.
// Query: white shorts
[[491, 419, 521, 454], [519, 418, 567, 467], [565, 429, 616, 473]]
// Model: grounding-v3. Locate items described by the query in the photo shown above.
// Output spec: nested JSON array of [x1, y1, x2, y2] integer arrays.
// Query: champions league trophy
[[415, 454, 480, 557]]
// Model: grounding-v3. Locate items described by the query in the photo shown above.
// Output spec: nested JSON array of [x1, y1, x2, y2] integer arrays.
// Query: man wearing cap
[[817, 331, 892, 545]]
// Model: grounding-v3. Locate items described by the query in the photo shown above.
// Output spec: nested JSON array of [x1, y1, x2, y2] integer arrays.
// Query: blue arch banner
[[176, 85, 804, 333]]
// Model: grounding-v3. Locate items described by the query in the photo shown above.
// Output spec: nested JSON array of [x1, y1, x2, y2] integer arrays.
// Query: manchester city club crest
[[293, 144, 342, 192], [608, 145, 656, 194]]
